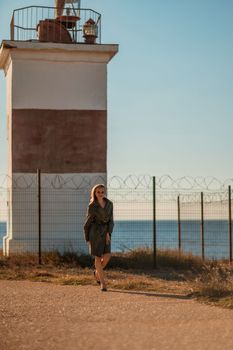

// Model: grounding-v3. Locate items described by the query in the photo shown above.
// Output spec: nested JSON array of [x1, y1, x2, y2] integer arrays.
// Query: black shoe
[[100, 284, 107, 291]]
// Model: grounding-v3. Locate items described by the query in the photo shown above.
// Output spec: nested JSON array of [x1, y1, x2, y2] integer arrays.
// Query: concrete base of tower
[[3, 236, 88, 256], [3, 172, 107, 256]]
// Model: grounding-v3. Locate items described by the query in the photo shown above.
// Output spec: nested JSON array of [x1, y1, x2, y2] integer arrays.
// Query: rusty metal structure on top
[[10, 0, 101, 44]]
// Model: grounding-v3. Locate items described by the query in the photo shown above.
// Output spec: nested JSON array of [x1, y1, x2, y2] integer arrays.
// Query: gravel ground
[[1, 280, 233, 350]]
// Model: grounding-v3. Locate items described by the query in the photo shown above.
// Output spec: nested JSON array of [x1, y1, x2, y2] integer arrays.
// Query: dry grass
[[109, 248, 205, 272], [0, 248, 233, 308], [194, 262, 233, 308]]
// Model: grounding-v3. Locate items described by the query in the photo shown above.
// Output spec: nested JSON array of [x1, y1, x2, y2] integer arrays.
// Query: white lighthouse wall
[[12, 60, 107, 110], [6, 60, 12, 175], [1, 43, 118, 255], [4, 60, 109, 255], [4, 61, 13, 255]]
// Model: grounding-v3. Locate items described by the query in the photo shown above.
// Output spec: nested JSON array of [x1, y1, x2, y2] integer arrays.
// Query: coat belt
[[95, 219, 109, 225]]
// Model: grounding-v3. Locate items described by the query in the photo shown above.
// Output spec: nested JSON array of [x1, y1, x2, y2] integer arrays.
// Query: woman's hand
[[106, 232, 111, 244]]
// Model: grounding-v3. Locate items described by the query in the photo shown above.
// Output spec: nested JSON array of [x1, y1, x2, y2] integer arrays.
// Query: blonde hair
[[89, 184, 106, 204]]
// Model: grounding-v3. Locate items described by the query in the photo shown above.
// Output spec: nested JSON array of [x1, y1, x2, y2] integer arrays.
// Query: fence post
[[177, 195, 181, 253], [153, 176, 157, 268], [37, 169, 42, 265], [201, 191, 205, 260], [228, 185, 232, 263]]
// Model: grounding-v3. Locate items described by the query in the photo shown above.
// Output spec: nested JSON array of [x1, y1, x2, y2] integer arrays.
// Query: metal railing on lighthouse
[[10, 5, 101, 44]]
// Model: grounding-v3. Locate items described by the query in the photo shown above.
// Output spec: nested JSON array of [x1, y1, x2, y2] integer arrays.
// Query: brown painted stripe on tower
[[12, 109, 107, 173]]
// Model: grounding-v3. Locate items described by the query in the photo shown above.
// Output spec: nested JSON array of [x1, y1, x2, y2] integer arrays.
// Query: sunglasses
[[96, 190, 105, 194]]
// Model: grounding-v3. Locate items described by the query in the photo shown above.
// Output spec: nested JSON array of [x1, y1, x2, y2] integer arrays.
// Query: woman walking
[[84, 184, 114, 291]]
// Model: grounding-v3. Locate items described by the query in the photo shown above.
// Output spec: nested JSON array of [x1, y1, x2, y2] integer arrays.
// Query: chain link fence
[[0, 173, 232, 264]]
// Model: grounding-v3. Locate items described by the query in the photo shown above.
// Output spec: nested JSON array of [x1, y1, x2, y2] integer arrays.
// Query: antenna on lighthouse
[[55, 0, 81, 18]]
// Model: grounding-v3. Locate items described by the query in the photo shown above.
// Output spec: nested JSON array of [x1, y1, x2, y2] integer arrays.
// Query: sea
[[0, 220, 231, 260]]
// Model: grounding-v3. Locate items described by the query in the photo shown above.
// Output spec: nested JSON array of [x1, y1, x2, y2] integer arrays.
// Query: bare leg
[[95, 256, 106, 288], [95, 253, 111, 281], [101, 253, 111, 269]]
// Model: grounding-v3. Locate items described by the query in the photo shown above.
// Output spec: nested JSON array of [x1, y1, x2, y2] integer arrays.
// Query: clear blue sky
[[0, 0, 233, 179]]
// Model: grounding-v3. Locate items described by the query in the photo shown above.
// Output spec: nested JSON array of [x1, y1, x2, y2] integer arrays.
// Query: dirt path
[[0, 280, 233, 350]]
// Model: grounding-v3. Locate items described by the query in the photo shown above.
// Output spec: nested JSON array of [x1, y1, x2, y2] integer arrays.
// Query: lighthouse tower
[[0, 1, 118, 255]]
